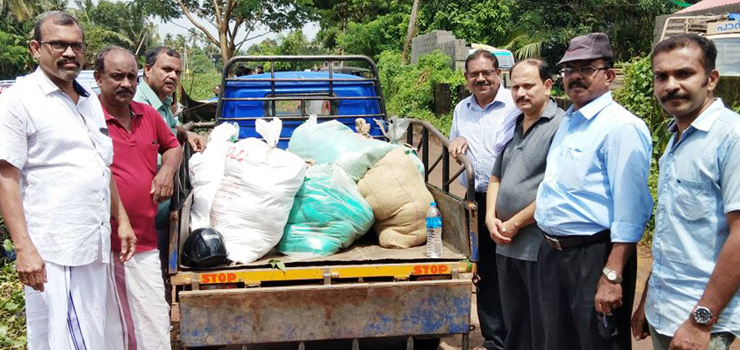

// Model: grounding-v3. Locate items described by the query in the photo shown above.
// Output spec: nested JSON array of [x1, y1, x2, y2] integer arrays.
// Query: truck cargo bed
[[179, 234, 467, 271]]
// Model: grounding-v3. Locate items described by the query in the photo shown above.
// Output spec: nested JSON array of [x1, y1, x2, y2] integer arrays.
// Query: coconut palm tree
[[0, 0, 32, 21]]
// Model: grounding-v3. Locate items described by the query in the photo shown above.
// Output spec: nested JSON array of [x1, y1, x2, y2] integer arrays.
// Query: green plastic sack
[[288, 116, 396, 182], [277, 164, 375, 258]]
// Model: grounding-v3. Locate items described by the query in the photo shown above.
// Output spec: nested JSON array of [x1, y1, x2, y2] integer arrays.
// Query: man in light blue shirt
[[534, 33, 653, 350], [631, 34, 740, 350], [449, 50, 519, 350]]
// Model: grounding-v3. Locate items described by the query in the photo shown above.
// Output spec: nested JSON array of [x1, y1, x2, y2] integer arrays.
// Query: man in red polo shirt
[[94, 45, 182, 350]]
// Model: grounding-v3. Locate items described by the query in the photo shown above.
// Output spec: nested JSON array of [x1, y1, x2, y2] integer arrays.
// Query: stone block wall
[[411, 30, 468, 70]]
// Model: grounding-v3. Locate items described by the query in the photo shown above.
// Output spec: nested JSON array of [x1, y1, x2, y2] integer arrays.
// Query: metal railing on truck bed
[[167, 55, 480, 349]]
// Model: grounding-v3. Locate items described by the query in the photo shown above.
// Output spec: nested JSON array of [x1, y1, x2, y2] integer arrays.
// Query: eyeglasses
[[39, 40, 86, 54], [560, 66, 608, 77], [467, 69, 497, 79]]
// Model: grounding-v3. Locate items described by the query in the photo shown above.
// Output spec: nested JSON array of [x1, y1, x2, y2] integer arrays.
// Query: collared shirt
[[105, 101, 179, 253], [492, 99, 564, 261], [133, 80, 177, 135], [0, 68, 113, 266], [450, 85, 519, 193], [646, 99, 740, 337], [535, 92, 653, 243]]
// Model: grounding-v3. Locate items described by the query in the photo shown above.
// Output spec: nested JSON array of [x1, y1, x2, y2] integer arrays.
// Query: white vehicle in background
[[658, 13, 740, 107], [0, 80, 14, 95], [659, 13, 740, 77], [468, 44, 516, 87]]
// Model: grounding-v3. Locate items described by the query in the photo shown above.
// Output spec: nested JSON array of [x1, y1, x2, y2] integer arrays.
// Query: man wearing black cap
[[533, 33, 654, 349]]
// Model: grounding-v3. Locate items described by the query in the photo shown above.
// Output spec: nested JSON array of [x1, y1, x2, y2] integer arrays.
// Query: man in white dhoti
[[0, 11, 136, 350]]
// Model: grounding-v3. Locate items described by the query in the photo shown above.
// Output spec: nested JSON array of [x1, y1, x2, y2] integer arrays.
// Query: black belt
[[543, 230, 610, 251]]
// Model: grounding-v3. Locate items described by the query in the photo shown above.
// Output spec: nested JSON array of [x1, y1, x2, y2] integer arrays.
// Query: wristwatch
[[692, 306, 718, 326], [602, 267, 623, 284]]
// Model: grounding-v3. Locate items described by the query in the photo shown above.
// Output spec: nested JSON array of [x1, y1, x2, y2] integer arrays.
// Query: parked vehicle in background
[[659, 13, 740, 76], [659, 13, 740, 106], [0, 80, 14, 95], [468, 44, 515, 87], [168, 55, 479, 349]]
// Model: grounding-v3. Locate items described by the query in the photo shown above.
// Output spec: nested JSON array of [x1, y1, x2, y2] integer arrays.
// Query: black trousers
[[475, 193, 506, 350], [536, 238, 637, 350], [497, 255, 543, 350]]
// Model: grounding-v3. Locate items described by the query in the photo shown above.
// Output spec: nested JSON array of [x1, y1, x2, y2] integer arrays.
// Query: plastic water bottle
[[426, 202, 443, 258]]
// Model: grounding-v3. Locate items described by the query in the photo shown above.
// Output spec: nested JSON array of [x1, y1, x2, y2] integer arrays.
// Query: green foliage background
[[377, 50, 465, 135], [613, 56, 671, 247], [0, 214, 25, 349]]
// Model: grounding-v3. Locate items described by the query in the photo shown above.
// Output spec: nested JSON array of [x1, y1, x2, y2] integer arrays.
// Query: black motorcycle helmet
[[181, 228, 228, 268]]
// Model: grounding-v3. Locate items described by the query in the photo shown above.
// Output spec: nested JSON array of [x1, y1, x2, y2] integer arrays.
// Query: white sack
[[210, 118, 306, 264], [189, 123, 239, 230]]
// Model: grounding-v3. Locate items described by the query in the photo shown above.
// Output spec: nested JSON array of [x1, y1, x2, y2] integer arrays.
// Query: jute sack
[[358, 148, 433, 248]]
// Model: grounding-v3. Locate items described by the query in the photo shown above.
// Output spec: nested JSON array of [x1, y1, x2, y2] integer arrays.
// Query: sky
[[153, 16, 321, 49], [74, 0, 320, 49]]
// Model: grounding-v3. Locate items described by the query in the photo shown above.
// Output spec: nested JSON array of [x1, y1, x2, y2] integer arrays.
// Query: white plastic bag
[[375, 116, 424, 175], [189, 123, 239, 230], [210, 118, 306, 264]]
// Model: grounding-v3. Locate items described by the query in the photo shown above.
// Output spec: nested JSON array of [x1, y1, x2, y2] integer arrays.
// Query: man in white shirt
[[0, 11, 135, 350], [449, 49, 520, 350]]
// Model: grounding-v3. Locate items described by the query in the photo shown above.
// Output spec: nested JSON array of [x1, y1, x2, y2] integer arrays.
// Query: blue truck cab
[[218, 70, 386, 148]]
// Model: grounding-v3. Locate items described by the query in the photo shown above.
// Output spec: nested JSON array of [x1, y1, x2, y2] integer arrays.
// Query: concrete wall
[[411, 30, 468, 71], [654, 4, 740, 45]]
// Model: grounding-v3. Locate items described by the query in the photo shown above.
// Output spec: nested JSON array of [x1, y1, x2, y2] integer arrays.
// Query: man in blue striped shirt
[[534, 33, 653, 350], [449, 50, 519, 350]]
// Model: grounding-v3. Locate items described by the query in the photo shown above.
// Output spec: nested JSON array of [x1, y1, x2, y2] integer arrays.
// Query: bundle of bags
[[284, 115, 434, 254], [188, 115, 434, 265]]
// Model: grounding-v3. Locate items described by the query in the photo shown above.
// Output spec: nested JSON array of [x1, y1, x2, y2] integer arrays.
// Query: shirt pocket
[[557, 146, 587, 191], [89, 128, 114, 167], [671, 178, 713, 222]]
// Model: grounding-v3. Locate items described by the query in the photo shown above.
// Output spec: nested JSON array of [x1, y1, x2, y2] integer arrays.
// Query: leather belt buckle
[[545, 235, 563, 251]]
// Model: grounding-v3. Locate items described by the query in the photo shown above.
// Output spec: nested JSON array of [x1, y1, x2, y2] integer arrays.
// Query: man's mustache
[[568, 80, 587, 90], [474, 81, 491, 87], [56, 59, 80, 69], [660, 90, 690, 104], [116, 87, 134, 96], [516, 97, 530, 104]]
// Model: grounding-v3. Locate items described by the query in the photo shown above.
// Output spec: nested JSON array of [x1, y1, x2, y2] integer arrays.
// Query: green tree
[[0, 0, 68, 78], [505, 0, 678, 63], [246, 30, 327, 70], [337, 11, 409, 58], [0, 31, 27, 79], [147, 0, 315, 66], [72, 0, 158, 66], [418, 0, 514, 48]]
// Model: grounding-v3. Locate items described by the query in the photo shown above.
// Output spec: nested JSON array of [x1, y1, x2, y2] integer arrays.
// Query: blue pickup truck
[[170, 55, 480, 349], [218, 70, 386, 148]]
